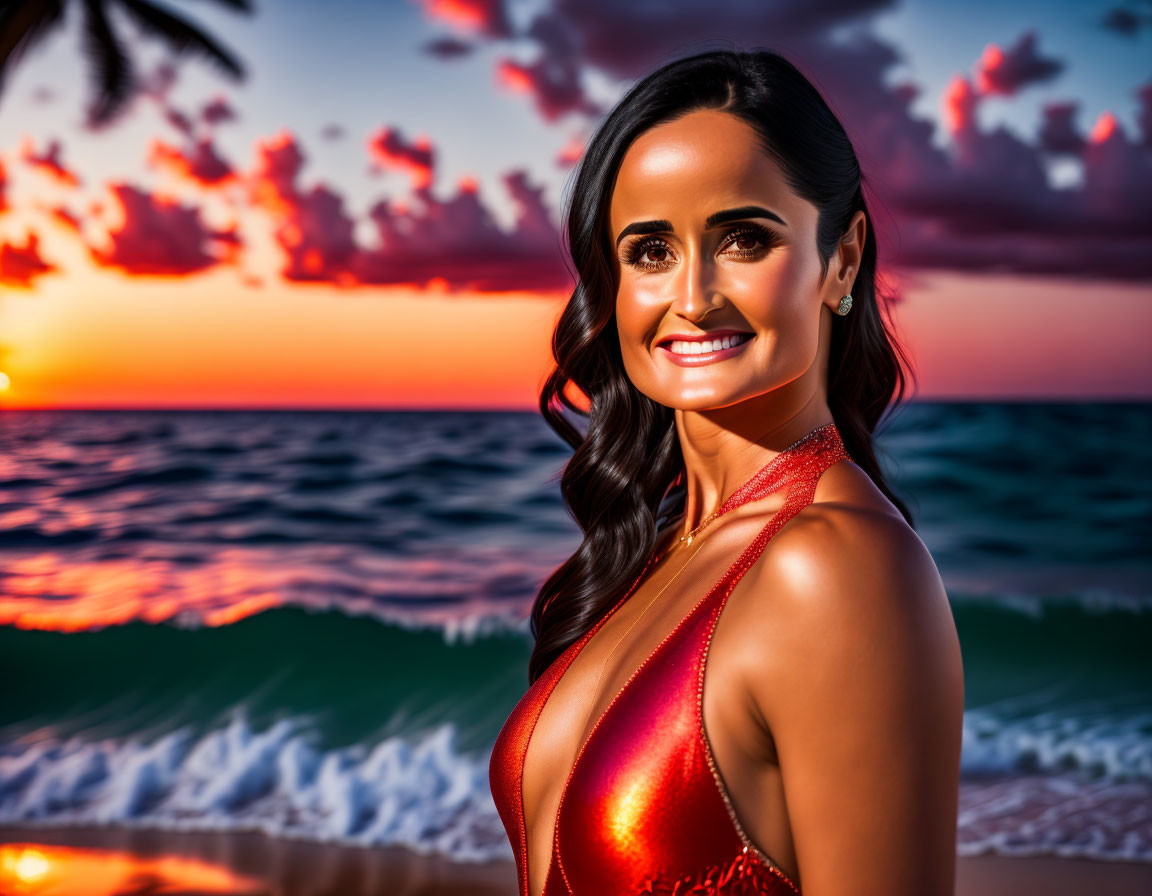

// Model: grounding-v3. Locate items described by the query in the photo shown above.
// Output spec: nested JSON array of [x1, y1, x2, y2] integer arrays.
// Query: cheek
[[615, 282, 662, 349], [732, 252, 812, 329], [734, 252, 823, 377], [614, 284, 665, 389]]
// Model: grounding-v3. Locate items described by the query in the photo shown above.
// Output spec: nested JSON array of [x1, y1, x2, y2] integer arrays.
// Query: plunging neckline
[[517, 422, 839, 896], [522, 544, 735, 896]]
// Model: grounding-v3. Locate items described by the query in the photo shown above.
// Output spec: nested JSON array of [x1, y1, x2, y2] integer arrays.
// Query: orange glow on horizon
[[0, 262, 566, 410], [0, 842, 264, 895], [0, 243, 1148, 411]]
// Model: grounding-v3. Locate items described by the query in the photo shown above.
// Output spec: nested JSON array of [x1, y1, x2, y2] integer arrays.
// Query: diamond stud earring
[[836, 293, 853, 315]]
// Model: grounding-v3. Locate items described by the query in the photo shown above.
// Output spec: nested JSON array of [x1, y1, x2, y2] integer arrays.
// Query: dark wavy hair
[[528, 46, 917, 685]]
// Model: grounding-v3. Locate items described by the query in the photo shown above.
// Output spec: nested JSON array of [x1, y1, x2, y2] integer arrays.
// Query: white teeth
[[667, 333, 749, 355]]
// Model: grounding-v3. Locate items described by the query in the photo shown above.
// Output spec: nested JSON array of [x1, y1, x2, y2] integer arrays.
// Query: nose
[[672, 241, 724, 321]]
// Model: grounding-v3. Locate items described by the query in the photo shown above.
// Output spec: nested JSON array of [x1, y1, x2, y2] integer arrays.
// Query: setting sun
[[0, 372, 10, 390]]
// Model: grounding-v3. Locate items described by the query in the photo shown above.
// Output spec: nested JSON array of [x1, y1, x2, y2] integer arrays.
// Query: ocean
[[0, 402, 1149, 865]]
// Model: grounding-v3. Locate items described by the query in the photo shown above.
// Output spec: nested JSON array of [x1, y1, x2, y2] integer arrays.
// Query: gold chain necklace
[[675, 505, 721, 549], [574, 529, 711, 746], [665, 427, 817, 554]]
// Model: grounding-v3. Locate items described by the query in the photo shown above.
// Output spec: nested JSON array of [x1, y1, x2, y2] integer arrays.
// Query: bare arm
[[744, 507, 965, 895]]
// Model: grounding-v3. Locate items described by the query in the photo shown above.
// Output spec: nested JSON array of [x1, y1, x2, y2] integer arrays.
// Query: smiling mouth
[[655, 332, 754, 366], [659, 333, 752, 355]]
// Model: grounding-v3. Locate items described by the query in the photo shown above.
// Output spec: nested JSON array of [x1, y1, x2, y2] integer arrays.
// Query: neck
[[674, 398, 835, 534]]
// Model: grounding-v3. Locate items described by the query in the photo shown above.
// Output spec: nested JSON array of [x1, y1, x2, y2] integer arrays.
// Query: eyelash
[[621, 223, 779, 271]]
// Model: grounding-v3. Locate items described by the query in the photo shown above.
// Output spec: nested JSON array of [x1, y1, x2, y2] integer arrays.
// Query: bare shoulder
[[751, 456, 948, 616], [731, 458, 966, 888], [734, 456, 963, 733]]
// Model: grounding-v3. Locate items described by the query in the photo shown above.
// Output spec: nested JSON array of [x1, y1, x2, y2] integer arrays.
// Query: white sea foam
[[3, 706, 1152, 863], [0, 711, 513, 863], [961, 701, 1152, 780]]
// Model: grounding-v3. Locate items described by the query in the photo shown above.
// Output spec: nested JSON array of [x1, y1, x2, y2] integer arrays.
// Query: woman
[[489, 47, 964, 896]]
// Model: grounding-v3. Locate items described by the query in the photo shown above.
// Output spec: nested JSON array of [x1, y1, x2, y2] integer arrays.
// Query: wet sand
[[2, 824, 1151, 895]]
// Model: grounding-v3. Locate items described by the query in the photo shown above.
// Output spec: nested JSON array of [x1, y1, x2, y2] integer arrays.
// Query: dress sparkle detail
[[489, 422, 852, 896], [635, 846, 793, 895]]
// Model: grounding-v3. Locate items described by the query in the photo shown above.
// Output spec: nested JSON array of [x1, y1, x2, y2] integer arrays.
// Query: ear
[[824, 210, 867, 313]]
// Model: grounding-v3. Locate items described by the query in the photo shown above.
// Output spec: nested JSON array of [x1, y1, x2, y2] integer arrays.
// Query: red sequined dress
[[489, 422, 853, 895]]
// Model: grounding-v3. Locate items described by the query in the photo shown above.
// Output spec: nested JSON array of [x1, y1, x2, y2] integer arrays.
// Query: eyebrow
[[614, 205, 788, 248]]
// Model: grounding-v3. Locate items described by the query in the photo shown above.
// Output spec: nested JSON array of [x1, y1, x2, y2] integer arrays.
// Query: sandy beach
[[2, 824, 1151, 895]]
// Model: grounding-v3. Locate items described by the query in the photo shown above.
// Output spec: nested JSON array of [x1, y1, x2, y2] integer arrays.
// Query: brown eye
[[622, 223, 779, 271], [623, 237, 675, 271], [723, 223, 778, 256]]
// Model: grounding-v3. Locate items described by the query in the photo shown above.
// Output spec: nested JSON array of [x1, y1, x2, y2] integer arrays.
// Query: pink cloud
[[491, 9, 606, 122], [555, 133, 586, 168], [248, 131, 360, 283], [422, 35, 476, 59], [19, 137, 81, 187], [0, 232, 57, 287], [975, 31, 1064, 96], [1038, 102, 1087, 156], [1137, 80, 1152, 149], [1082, 112, 1152, 229], [89, 183, 240, 276], [246, 129, 568, 291], [354, 175, 569, 291], [422, 1, 1151, 280], [148, 136, 237, 188], [495, 55, 601, 122], [943, 75, 980, 137], [201, 96, 237, 127], [367, 127, 436, 189], [415, 0, 512, 38], [48, 205, 83, 235], [164, 107, 196, 139]]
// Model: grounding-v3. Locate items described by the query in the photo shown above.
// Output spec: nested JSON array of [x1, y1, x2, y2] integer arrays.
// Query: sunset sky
[[0, 0, 1150, 408]]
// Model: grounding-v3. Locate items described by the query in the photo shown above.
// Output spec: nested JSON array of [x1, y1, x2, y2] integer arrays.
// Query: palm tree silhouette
[[0, 0, 253, 126]]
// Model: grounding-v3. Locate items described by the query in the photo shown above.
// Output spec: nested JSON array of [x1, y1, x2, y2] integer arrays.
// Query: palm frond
[[80, 0, 136, 126], [117, 0, 246, 80], [181, 0, 254, 11], [0, 0, 66, 93]]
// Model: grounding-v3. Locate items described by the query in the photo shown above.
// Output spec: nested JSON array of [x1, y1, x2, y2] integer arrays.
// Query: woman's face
[[610, 108, 861, 412]]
